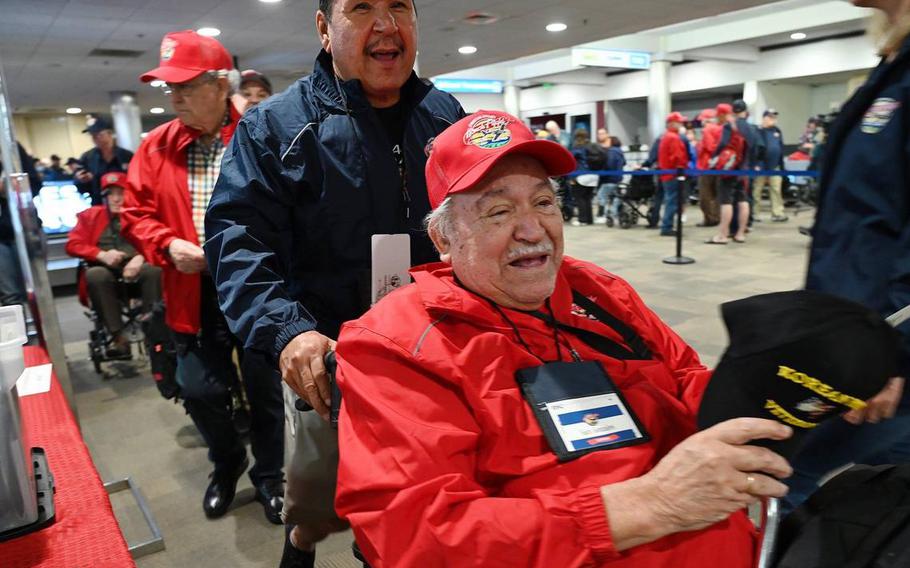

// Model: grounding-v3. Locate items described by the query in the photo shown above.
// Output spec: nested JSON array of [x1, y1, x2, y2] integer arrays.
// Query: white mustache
[[506, 242, 554, 262]]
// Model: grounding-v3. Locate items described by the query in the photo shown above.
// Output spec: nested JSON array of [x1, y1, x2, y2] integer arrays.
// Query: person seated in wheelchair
[[332, 112, 796, 567], [66, 172, 161, 357]]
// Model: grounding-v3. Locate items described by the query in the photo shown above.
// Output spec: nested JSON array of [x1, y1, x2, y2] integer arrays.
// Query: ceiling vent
[[463, 12, 498, 25], [88, 48, 145, 58]]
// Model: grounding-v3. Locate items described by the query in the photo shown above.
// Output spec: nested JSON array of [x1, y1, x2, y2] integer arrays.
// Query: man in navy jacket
[[204, 0, 464, 565]]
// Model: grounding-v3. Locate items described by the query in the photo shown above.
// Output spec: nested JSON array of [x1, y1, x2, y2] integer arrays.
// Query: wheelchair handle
[[294, 351, 340, 428]]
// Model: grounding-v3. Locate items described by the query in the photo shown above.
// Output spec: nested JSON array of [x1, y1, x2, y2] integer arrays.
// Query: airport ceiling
[[0, 0, 784, 115]]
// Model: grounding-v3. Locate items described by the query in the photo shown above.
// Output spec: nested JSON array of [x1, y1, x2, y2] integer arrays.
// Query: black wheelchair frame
[[81, 265, 148, 374]]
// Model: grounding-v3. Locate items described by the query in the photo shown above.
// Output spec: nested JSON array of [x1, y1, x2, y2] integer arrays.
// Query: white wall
[[520, 84, 604, 114], [607, 99, 649, 146], [755, 83, 813, 142], [595, 35, 878, 102], [809, 82, 849, 116], [449, 92, 506, 113]]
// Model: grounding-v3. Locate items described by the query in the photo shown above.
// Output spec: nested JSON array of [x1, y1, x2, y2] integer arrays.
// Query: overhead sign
[[572, 48, 651, 70], [433, 78, 504, 94]]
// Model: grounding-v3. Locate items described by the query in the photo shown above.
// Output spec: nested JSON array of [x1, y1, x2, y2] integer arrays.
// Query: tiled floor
[[58, 207, 813, 567]]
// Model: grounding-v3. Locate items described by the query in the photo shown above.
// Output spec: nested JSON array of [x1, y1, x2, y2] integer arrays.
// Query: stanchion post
[[663, 168, 695, 265]]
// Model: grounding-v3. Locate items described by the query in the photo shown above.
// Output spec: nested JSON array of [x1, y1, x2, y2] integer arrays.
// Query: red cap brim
[[446, 139, 577, 198], [140, 65, 206, 84]]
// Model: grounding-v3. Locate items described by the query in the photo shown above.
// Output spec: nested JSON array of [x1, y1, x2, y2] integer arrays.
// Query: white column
[[647, 59, 671, 143], [503, 82, 520, 117], [742, 80, 761, 117], [109, 91, 142, 152]]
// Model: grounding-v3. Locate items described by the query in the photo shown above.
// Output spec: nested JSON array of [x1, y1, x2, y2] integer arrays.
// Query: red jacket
[[697, 122, 722, 170], [65, 205, 110, 263], [335, 258, 755, 568], [657, 129, 689, 182], [121, 105, 240, 334]]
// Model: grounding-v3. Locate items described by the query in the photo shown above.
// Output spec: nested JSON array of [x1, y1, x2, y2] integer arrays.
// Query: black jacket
[[76, 145, 133, 205], [205, 50, 465, 361]]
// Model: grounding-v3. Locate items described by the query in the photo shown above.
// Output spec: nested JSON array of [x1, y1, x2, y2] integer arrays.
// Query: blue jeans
[[596, 183, 620, 218], [660, 179, 680, 233], [783, 394, 910, 514]]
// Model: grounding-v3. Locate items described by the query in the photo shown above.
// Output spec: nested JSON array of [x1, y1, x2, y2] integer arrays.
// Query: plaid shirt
[[186, 137, 225, 246]]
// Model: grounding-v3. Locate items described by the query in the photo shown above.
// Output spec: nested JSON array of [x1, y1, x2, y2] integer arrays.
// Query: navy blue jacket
[[76, 145, 132, 205], [204, 51, 464, 361], [759, 126, 785, 170], [601, 146, 626, 184], [807, 35, 910, 375]]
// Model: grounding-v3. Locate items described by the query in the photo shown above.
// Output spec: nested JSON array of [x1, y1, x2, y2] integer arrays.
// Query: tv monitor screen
[[34, 181, 92, 235]]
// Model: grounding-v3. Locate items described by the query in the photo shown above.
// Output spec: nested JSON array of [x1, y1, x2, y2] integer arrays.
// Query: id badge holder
[[371, 234, 411, 305], [515, 361, 650, 461]]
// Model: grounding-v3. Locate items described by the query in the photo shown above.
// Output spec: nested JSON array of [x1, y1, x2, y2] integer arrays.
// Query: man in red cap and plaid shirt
[[121, 30, 285, 524]]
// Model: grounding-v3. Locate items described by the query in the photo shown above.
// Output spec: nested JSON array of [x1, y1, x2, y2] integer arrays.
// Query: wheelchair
[[77, 262, 148, 374]]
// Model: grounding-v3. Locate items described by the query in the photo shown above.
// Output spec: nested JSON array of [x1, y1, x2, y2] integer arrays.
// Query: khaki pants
[[697, 176, 719, 225], [753, 174, 784, 217]]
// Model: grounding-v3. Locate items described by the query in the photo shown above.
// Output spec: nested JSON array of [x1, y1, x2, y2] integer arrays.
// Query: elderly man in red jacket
[[121, 30, 285, 524], [66, 171, 161, 356], [334, 111, 794, 567]]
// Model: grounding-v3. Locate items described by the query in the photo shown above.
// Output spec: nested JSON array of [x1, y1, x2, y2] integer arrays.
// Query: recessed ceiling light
[[458, 45, 477, 55], [140, 132, 148, 139], [790, 32, 807, 40], [65, 107, 82, 114], [150, 107, 165, 114], [259, 0, 282, 2], [197, 27, 221, 37], [546, 22, 567, 32], [149, 79, 166, 88]]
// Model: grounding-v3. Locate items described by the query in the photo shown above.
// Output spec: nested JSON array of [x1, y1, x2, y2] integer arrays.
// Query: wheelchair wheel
[[619, 209, 633, 230]]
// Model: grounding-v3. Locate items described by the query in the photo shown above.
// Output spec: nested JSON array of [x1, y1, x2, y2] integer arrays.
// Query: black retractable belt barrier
[[663, 169, 695, 266]]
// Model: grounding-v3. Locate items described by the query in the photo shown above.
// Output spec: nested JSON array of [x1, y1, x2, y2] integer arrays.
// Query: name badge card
[[371, 234, 411, 305], [516, 361, 649, 461]]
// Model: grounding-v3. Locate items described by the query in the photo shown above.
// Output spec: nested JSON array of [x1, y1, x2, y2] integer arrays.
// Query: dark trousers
[[0, 240, 26, 306], [660, 179, 680, 232], [648, 180, 665, 227], [86, 264, 161, 334], [174, 276, 284, 483], [570, 183, 595, 224], [697, 176, 720, 225]]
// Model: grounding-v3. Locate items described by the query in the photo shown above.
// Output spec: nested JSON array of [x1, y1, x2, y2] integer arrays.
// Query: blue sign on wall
[[433, 78, 505, 94]]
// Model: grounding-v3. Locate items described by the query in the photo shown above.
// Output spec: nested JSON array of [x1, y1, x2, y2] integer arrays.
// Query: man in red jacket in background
[[696, 104, 731, 227], [66, 172, 160, 357], [657, 112, 690, 237], [122, 30, 285, 524]]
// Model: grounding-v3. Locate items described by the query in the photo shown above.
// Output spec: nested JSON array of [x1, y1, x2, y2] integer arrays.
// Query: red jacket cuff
[[573, 484, 621, 562]]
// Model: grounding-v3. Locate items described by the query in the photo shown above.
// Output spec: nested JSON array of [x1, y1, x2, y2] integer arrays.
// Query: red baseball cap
[[716, 103, 733, 115], [425, 110, 576, 209], [666, 111, 688, 124], [140, 30, 233, 84], [100, 172, 126, 193]]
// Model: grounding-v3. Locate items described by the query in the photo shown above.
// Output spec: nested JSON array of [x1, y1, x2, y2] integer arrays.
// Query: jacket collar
[[410, 260, 576, 328], [310, 49, 432, 113], [172, 101, 242, 153]]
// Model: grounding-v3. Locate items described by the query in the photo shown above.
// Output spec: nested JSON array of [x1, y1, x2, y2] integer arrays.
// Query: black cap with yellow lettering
[[697, 290, 900, 459]]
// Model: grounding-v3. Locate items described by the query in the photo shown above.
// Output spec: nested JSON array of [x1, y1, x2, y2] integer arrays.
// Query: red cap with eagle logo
[[140, 30, 233, 84], [424, 110, 577, 209]]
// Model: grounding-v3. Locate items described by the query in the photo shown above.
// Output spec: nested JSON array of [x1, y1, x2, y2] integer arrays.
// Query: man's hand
[[96, 249, 128, 268], [122, 255, 144, 281], [279, 331, 336, 421], [601, 418, 793, 551], [75, 169, 93, 183], [844, 377, 905, 425], [167, 238, 207, 274]]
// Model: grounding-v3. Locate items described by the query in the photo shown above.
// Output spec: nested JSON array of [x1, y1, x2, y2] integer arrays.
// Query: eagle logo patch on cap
[[160, 37, 177, 62], [463, 115, 512, 150], [861, 97, 900, 134]]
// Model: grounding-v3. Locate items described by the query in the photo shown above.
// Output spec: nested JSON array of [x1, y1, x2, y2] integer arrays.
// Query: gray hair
[[424, 196, 455, 249]]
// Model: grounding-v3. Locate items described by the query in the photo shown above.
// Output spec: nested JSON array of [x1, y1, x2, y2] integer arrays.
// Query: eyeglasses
[[161, 73, 218, 96]]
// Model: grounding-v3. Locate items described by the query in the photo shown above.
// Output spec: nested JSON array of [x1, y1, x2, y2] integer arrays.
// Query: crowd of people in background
[[532, 103, 831, 246]]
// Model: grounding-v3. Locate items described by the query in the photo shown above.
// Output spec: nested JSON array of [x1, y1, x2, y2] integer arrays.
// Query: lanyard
[[489, 299, 580, 364]]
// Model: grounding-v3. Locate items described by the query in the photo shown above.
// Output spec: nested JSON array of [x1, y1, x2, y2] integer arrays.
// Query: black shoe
[[280, 526, 316, 568], [255, 478, 284, 525], [660, 230, 677, 237], [203, 455, 249, 519], [606, 216, 614, 228], [772, 215, 789, 222], [696, 222, 718, 227]]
